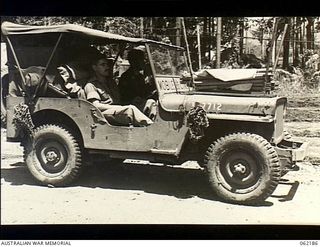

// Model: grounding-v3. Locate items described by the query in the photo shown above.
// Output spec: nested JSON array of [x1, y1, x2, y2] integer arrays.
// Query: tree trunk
[[306, 17, 314, 49], [261, 29, 264, 59], [175, 17, 181, 46], [197, 24, 202, 69], [294, 17, 299, 66], [239, 18, 244, 58], [274, 25, 277, 63], [282, 19, 291, 70], [299, 22, 304, 55], [211, 18, 215, 62], [140, 17, 144, 38], [291, 18, 295, 66], [311, 21, 315, 49], [203, 17, 207, 61], [216, 17, 222, 68], [208, 17, 212, 62]]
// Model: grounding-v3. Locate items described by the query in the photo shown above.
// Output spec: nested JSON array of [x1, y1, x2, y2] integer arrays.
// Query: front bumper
[[275, 139, 309, 172]]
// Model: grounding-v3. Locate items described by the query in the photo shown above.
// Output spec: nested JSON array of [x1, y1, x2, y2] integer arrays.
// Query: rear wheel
[[25, 124, 82, 186], [204, 132, 281, 204]]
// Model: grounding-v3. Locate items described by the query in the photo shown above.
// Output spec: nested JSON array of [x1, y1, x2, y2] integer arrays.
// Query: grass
[[275, 74, 319, 98]]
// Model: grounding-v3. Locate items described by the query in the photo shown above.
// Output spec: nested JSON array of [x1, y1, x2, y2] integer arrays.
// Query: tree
[[282, 18, 291, 70], [306, 17, 315, 49]]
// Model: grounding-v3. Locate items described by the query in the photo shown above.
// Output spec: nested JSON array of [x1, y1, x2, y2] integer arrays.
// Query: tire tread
[[204, 132, 281, 204], [24, 124, 82, 186]]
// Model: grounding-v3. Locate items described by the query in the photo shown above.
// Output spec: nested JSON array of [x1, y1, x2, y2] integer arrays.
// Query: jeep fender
[[6, 96, 106, 145]]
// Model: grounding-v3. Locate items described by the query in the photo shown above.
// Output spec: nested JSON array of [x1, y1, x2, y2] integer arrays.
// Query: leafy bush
[[274, 49, 320, 97]]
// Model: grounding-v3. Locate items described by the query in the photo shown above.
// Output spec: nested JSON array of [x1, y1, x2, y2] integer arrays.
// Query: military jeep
[[1, 21, 308, 204]]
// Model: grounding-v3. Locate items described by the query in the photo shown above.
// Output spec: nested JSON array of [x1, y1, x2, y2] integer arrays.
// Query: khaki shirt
[[84, 77, 120, 104]]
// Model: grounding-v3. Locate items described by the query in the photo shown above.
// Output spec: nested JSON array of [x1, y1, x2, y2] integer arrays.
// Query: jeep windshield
[[149, 44, 189, 77]]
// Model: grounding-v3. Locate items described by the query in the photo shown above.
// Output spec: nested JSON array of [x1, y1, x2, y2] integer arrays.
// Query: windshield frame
[[147, 43, 190, 77], [145, 43, 193, 94]]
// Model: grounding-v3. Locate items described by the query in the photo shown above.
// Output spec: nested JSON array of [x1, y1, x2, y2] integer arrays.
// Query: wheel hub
[[219, 150, 260, 190], [44, 149, 60, 163], [37, 139, 67, 173], [233, 163, 247, 175]]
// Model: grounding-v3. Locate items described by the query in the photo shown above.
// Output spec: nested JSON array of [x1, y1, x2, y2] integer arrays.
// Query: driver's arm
[[84, 82, 114, 110]]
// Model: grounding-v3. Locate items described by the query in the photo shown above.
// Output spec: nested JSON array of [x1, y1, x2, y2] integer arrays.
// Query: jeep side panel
[[6, 96, 189, 154]]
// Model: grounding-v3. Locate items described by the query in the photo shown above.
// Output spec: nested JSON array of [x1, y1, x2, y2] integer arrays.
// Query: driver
[[84, 54, 153, 127]]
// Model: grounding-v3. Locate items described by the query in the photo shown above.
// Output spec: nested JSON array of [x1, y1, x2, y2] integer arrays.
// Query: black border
[[1, 225, 320, 240], [1, 0, 319, 17], [1, 0, 320, 241]]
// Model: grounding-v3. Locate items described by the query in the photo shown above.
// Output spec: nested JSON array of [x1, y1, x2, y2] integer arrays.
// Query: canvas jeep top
[[1, 21, 308, 205]]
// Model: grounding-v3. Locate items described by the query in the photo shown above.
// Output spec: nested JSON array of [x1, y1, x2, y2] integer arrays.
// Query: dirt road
[[1, 122, 320, 225]]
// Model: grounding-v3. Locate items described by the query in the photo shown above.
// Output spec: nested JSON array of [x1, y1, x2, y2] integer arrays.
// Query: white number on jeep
[[191, 102, 222, 112]]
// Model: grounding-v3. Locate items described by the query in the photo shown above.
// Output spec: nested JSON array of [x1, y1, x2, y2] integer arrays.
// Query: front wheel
[[204, 133, 281, 204], [25, 124, 82, 186]]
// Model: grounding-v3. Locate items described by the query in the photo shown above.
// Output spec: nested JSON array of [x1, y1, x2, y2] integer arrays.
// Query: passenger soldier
[[118, 46, 155, 109]]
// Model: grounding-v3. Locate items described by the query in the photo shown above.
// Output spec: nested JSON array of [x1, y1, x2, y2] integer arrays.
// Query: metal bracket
[[90, 123, 97, 139]]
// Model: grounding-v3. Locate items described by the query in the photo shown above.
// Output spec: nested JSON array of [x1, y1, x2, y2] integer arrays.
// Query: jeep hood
[[159, 92, 286, 117]]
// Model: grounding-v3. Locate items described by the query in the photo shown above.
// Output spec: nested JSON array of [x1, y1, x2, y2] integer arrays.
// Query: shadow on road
[[1, 161, 273, 206], [82, 162, 221, 202], [1, 162, 35, 185], [1, 161, 215, 200]]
